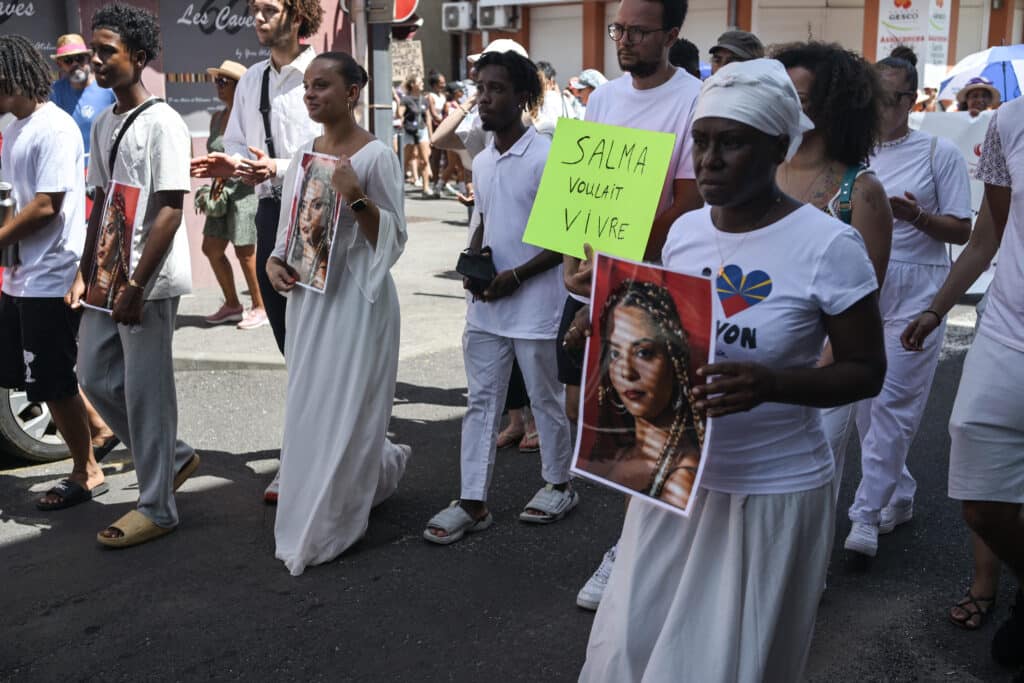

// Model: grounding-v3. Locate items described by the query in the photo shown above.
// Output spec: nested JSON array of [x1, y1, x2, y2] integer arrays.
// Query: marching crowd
[[0, 0, 1022, 679]]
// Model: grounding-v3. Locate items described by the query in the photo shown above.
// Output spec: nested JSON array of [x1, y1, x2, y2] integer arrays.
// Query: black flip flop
[[92, 436, 121, 461], [36, 479, 110, 511]]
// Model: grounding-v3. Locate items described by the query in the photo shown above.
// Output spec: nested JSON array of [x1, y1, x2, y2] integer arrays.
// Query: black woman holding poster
[[576, 58, 887, 682], [266, 52, 410, 576]]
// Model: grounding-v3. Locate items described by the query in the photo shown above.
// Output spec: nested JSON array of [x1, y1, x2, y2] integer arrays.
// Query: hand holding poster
[[285, 153, 344, 293], [85, 181, 141, 313], [522, 119, 675, 261], [572, 253, 715, 516]]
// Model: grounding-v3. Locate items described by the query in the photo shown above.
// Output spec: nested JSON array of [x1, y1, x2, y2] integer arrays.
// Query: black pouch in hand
[[456, 247, 497, 299]]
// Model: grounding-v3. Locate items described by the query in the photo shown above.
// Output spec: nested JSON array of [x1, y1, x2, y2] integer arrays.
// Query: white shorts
[[948, 331, 1024, 503]]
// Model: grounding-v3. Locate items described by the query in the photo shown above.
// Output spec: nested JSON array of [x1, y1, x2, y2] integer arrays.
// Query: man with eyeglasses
[[49, 34, 116, 170], [190, 0, 323, 504], [565, 0, 704, 613]]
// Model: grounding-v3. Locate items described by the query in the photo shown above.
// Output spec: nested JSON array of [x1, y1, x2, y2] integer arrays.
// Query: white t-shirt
[[467, 127, 564, 339], [585, 68, 701, 218], [88, 99, 192, 300], [870, 130, 972, 265], [0, 103, 85, 298], [534, 89, 564, 137], [662, 204, 878, 495], [974, 103, 1024, 352]]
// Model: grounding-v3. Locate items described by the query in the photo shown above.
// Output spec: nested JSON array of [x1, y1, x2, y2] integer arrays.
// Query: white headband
[[694, 58, 814, 160]]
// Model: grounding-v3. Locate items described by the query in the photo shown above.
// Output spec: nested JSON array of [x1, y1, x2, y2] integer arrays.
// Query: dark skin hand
[[692, 293, 886, 417]]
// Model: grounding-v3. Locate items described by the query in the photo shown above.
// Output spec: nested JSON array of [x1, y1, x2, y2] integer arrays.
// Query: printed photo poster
[[84, 181, 141, 312], [572, 253, 715, 517], [285, 152, 343, 293]]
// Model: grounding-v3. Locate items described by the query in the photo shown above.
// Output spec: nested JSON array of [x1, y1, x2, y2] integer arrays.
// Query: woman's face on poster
[[96, 218, 118, 267], [299, 178, 329, 241], [607, 304, 675, 423]]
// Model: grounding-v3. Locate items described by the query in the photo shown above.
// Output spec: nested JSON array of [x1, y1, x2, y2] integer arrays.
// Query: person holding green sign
[[570, 0, 705, 612], [423, 50, 575, 545]]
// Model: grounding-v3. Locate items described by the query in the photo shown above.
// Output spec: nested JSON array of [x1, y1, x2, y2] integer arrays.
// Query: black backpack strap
[[260, 65, 277, 159], [108, 98, 162, 179]]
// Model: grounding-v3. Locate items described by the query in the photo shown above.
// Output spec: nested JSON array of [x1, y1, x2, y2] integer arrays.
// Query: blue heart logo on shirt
[[717, 265, 772, 317]]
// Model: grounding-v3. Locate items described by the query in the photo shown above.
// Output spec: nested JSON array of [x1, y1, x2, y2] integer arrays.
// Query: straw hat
[[51, 33, 91, 60], [956, 77, 1001, 107], [206, 60, 247, 82]]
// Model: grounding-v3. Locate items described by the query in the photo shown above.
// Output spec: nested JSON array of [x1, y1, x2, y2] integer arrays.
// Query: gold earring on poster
[[598, 385, 627, 414]]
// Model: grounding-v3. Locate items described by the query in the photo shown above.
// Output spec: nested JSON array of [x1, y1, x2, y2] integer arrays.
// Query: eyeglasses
[[57, 53, 91, 66], [607, 23, 666, 44], [882, 89, 916, 106], [214, 76, 235, 87]]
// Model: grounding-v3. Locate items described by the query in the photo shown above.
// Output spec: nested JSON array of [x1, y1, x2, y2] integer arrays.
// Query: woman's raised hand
[[332, 155, 362, 203]]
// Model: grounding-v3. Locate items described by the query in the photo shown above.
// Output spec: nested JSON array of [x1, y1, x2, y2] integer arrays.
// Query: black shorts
[[556, 296, 586, 386], [0, 294, 80, 402]]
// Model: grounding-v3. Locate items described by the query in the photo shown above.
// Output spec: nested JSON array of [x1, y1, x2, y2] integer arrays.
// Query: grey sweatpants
[[78, 298, 194, 527]]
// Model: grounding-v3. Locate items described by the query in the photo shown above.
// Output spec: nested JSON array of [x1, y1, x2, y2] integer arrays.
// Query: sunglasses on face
[[214, 76, 236, 87], [57, 54, 91, 66]]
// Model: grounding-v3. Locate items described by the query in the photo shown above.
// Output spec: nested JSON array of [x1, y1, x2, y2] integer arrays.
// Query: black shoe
[[993, 588, 1024, 668]]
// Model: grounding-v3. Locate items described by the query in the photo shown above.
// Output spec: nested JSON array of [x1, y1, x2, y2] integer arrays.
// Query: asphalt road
[[0, 195, 1019, 682]]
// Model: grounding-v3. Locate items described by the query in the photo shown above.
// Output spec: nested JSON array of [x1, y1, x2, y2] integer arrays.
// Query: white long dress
[[272, 139, 410, 576]]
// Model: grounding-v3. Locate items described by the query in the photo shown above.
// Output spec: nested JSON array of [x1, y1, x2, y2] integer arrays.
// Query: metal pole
[[368, 23, 394, 145]]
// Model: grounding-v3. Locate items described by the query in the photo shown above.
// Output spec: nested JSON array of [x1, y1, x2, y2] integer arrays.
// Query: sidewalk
[[173, 189, 472, 371]]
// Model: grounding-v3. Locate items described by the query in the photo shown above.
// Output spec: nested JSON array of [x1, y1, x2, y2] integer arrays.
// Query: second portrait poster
[[285, 152, 343, 293]]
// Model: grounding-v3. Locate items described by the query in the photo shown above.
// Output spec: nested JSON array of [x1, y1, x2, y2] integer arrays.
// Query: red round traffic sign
[[395, 0, 418, 22]]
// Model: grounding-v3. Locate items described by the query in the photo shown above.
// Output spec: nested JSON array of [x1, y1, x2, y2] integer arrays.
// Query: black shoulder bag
[[260, 66, 283, 200], [107, 97, 163, 180]]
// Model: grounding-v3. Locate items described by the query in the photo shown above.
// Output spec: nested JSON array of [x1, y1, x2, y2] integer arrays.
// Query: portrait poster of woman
[[572, 253, 715, 517], [284, 152, 343, 293], [84, 181, 141, 312]]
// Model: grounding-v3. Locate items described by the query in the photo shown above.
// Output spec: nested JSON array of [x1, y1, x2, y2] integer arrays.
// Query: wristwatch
[[349, 196, 370, 213]]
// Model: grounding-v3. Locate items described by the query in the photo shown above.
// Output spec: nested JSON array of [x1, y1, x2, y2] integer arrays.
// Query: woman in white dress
[[267, 52, 410, 576], [578, 59, 887, 682]]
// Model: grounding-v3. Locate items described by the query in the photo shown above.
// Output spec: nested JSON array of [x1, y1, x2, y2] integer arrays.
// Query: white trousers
[[460, 325, 572, 500], [848, 261, 948, 524]]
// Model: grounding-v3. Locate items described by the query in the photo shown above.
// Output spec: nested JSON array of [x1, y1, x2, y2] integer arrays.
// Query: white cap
[[467, 38, 528, 63]]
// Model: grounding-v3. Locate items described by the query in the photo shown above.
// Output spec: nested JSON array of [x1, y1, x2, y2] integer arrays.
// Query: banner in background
[[390, 40, 424, 84], [0, 0, 67, 63], [876, 0, 951, 79], [910, 110, 996, 292], [158, 0, 270, 135]]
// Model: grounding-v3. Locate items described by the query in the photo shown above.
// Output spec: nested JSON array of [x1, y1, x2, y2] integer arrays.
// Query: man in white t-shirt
[[0, 35, 105, 511], [65, 5, 198, 548], [565, 0, 704, 611], [423, 50, 576, 545]]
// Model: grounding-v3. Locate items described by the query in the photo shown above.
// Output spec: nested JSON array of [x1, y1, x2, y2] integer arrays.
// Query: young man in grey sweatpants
[[67, 4, 198, 547]]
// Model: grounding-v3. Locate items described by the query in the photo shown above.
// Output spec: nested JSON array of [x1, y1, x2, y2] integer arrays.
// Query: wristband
[[512, 268, 522, 285], [922, 308, 943, 322], [127, 278, 143, 290]]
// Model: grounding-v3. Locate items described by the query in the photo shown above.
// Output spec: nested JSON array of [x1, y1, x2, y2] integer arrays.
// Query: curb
[[173, 352, 285, 371]]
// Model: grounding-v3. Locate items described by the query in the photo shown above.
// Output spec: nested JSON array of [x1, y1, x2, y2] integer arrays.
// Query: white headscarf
[[693, 58, 814, 160]]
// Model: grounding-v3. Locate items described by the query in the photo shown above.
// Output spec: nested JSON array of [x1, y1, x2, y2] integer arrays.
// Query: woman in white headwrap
[[578, 59, 887, 682]]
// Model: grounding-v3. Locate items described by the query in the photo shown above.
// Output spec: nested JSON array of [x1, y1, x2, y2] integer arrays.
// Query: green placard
[[523, 118, 676, 261]]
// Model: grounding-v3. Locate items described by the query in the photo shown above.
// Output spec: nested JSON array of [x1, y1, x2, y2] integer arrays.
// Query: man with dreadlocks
[[66, 4, 198, 548], [0, 35, 104, 510]]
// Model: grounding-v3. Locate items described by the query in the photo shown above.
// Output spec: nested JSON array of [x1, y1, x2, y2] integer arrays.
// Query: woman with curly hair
[[584, 280, 704, 509], [773, 41, 894, 500]]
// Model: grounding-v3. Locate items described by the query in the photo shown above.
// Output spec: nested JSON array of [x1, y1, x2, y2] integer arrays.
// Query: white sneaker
[[576, 545, 617, 611], [844, 522, 879, 557], [879, 502, 913, 534]]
